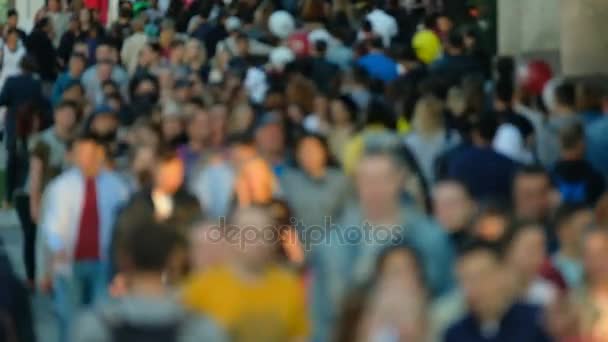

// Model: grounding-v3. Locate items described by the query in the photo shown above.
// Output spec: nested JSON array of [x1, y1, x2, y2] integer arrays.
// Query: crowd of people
[[1, 0, 608, 341]]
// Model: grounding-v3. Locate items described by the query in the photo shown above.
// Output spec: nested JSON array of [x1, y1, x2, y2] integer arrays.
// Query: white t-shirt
[[0, 43, 25, 89]]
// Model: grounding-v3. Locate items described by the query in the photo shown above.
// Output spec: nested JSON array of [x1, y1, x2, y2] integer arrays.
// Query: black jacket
[[26, 30, 58, 81]]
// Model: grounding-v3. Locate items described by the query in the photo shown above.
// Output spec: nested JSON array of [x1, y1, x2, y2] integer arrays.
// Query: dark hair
[[365, 98, 396, 130], [559, 121, 585, 150], [70, 52, 87, 64], [361, 19, 373, 33], [369, 37, 384, 50], [495, 80, 514, 104], [19, 55, 39, 74], [55, 100, 80, 114], [146, 42, 162, 55], [34, 17, 51, 31], [118, 219, 180, 272], [447, 31, 464, 50], [7, 9, 17, 17], [330, 95, 358, 125], [458, 238, 504, 261], [553, 203, 591, 232], [314, 40, 328, 54], [555, 81, 576, 108], [471, 113, 498, 142], [514, 164, 550, 181], [374, 244, 426, 288], [295, 133, 337, 168]]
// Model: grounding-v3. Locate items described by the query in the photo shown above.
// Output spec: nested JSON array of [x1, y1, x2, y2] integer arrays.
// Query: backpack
[[96, 310, 188, 342], [553, 174, 587, 204]]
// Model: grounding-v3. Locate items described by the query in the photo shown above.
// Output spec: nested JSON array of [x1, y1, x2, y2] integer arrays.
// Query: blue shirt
[[357, 52, 398, 82], [586, 116, 608, 179]]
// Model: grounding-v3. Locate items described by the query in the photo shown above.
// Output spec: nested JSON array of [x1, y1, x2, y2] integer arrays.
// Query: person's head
[[494, 80, 514, 111], [436, 13, 453, 33], [79, 7, 92, 24], [184, 39, 206, 65], [229, 206, 278, 269], [96, 59, 113, 81], [583, 228, 608, 285], [187, 107, 210, 144], [95, 42, 116, 63], [131, 15, 145, 33], [159, 19, 176, 44], [513, 165, 553, 222], [433, 180, 477, 232], [116, 217, 179, 278], [68, 53, 87, 77], [365, 98, 397, 130], [554, 81, 576, 115], [139, 42, 161, 67], [161, 102, 185, 144], [356, 148, 405, 220], [472, 203, 511, 243], [254, 113, 285, 157], [88, 105, 119, 139], [463, 28, 478, 50], [102, 79, 119, 97], [48, 0, 61, 12], [296, 134, 330, 177], [7, 9, 18, 28], [73, 132, 106, 176], [154, 148, 185, 194], [457, 241, 511, 319], [470, 113, 498, 146], [19, 55, 38, 75], [375, 244, 425, 293], [446, 31, 465, 55], [554, 204, 593, 256], [62, 81, 85, 103], [229, 103, 255, 134], [54, 100, 79, 132], [169, 40, 185, 64], [559, 121, 586, 160], [5, 28, 19, 47], [330, 95, 358, 127], [173, 79, 193, 103], [504, 221, 547, 280], [412, 95, 444, 137], [313, 39, 328, 57]]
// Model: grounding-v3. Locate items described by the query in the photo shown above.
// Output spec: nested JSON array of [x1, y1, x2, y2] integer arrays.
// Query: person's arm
[[28, 155, 44, 224], [0, 78, 12, 107]]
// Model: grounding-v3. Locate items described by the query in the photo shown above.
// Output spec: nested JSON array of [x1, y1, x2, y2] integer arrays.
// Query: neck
[[189, 140, 205, 151], [559, 244, 580, 259], [232, 261, 267, 283], [54, 125, 70, 140], [128, 273, 166, 296], [561, 151, 583, 161], [306, 166, 326, 179], [364, 202, 400, 225]]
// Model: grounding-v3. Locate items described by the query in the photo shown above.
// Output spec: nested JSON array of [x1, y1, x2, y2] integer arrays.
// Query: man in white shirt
[[0, 28, 26, 90]]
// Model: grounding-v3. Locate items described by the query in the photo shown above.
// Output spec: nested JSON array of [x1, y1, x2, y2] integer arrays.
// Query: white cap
[[268, 10, 295, 39], [225, 16, 242, 32], [308, 28, 335, 46]]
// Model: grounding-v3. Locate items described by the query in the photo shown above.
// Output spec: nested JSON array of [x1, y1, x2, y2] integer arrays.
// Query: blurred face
[[63, 85, 84, 102], [185, 41, 203, 62], [48, 0, 61, 11], [97, 63, 113, 81], [170, 45, 185, 63], [433, 183, 475, 232], [155, 157, 184, 194], [160, 28, 175, 44], [79, 8, 91, 23], [7, 14, 17, 28], [235, 38, 249, 56], [162, 118, 183, 141], [514, 174, 552, 221], [91, 114, 118, 136], [356, 155, 402, 220], [73, 140, 104, 176], [69, 57, 86, 76], [6, 32, 18, 47], [506, 227, 546, 278], [132, 145, 155, 174], [379, 249, 422, 291], [297, 137, 327, 176], [558, 209, 593, 252], [188, 111, 210, 142], [314, 95, 329, 119], [140, 45, 159, 66], [437, 16, 453, 33], [583, 232, 608, 284], [330, 100, 351, 126], [96, 45, 113, 62], [458, 250, 506, 317], [54, 107, 77, 131], [255, 123, 284, 155]]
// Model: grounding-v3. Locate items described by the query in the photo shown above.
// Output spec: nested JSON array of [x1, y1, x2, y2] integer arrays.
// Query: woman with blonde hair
[[404, 95, 460, 185], [184, 38, 209, 81]]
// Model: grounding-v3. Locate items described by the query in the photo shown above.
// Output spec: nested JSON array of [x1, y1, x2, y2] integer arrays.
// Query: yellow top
[[182, 265, 309, 342], [412, 29, 442, 64]]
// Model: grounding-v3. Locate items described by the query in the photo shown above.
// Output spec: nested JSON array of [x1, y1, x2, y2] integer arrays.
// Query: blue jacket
[[310, 204, 454, 341], [357, 52, 398, 82]]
